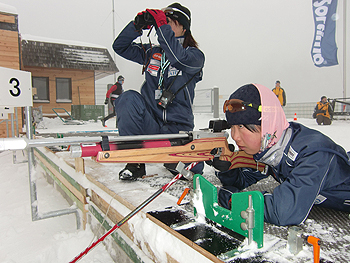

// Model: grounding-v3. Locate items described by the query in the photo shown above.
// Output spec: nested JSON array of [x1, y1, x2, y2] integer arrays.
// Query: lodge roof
[[21, 35, 118, 80]]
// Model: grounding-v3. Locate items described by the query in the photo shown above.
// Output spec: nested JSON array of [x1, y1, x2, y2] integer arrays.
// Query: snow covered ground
[[1, 113, 350, 262]]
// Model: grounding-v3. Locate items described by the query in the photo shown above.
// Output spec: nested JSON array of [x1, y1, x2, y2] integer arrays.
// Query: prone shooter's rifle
[[70, 120, 266, 172]]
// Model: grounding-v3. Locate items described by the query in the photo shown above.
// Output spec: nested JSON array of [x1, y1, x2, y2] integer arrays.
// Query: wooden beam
[[74, 157, 85, 174], [36, 161, 88, 229], [0, 30, 18, 38], [85, 172, 136, 212], [0, 14, 16, 24], [34, 150, 87, 204], [0, 61, 19, 70], [90, 190, 133, 237]]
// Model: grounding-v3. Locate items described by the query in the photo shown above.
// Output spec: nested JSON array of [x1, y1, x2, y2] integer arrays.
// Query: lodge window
[[56, 78, 72, 103], [32, 77, 49, 102]]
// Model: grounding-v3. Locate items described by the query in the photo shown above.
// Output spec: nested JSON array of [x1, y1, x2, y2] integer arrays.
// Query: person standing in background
[[272, 80, 286, 107], [101, 75, 124, 127]]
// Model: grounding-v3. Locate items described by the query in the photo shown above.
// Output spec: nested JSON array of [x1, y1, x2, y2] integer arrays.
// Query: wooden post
[[75, 157, 85, 174]]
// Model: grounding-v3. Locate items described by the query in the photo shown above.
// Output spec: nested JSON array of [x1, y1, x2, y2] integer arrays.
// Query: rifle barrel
[[0, 134, 190, 151]]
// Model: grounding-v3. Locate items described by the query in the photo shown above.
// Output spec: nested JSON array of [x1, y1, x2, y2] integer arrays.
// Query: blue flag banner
[[311, 0, 339, 67]]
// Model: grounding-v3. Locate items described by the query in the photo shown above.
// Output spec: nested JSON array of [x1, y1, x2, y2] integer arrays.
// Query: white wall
[[5, 0, 350, 103]]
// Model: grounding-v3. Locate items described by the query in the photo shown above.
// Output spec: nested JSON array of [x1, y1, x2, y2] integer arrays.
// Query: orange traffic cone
[[293, 113, 297, 121]]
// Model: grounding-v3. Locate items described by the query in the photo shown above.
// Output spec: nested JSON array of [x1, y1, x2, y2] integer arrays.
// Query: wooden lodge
[[0, 4, 22, 137], [21, 35, 118, 115], [0, 3, 118, 138]]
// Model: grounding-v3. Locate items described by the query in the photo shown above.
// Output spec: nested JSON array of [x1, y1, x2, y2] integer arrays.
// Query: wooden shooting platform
[[33, 145, 350, 263], [33, 146, 232, 263]]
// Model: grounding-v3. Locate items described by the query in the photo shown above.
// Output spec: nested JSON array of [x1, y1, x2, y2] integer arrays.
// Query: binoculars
[[134, 12, 154, 28]]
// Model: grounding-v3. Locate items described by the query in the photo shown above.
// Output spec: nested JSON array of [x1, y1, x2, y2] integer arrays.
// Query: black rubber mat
[[150, 175, 349, 262], [148, 208, 244, 257]]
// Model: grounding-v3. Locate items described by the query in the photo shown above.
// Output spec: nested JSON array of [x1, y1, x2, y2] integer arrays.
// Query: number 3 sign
[[0, 66, 32, 107]]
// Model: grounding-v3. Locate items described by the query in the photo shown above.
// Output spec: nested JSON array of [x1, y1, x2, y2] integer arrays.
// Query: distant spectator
[[101, 75, 124, 127], [272, 80, 286, 107], [314, 96, 333, 125]]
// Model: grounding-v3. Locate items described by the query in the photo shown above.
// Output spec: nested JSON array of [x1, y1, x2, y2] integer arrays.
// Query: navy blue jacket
[[113, 22, 205, 130], [218, 122, 350, 226]]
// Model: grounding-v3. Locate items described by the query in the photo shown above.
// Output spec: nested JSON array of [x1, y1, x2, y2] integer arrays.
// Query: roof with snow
[[0, 3, 18, 15], [21, 35, 118, 80], [0, 3, 18, 32]]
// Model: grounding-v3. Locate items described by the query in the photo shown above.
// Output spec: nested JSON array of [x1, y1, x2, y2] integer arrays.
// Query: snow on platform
[[33, 146, 221, 263], [27, 115, 350, 262], [51, 147, 350, 263]]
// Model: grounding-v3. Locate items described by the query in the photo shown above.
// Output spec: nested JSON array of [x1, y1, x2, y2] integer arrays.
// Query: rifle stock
[[92, 136, 265, 172], [95, 137, 229, 163]]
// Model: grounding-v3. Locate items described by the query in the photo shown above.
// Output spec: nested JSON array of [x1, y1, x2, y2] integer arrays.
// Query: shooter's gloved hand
[[146, 9, 167, 29], [104, 98, 109, 104], [218, 186, 240, 209], [205, 144, 235, 172], [134, 10, 152, 31]]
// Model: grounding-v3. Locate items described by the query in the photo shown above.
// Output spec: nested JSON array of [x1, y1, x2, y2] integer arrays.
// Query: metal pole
[[112, 0, 116, 83], [212, 87, 219, 118], [24, 106, 81, 229], [0, 133, 190, 151], [10, 113, 15, 137], [6, 119, 9, 138], [25, 106, 38, 220], [343, 0, 347, 104], [36, 208, 81, 229], [1, 130, 226, 152], [15, 107, 19, 137]]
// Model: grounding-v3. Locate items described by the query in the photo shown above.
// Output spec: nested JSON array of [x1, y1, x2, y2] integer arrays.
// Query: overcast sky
[[2, 0, 349, 103]]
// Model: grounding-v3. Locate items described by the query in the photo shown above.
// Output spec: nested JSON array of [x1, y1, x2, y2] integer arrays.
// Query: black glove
[[205, 144, 235, 172], [134, 11, 153, 31], [104, 98, 109, 104]]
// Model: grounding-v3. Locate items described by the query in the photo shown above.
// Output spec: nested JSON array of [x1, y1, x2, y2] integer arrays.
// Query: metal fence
[[283, 102, 315, 119], [193, 88, 350, 120], [193, 87, 220, 118], [284, 99, 350, 120], [95, 85, 350, 121]]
